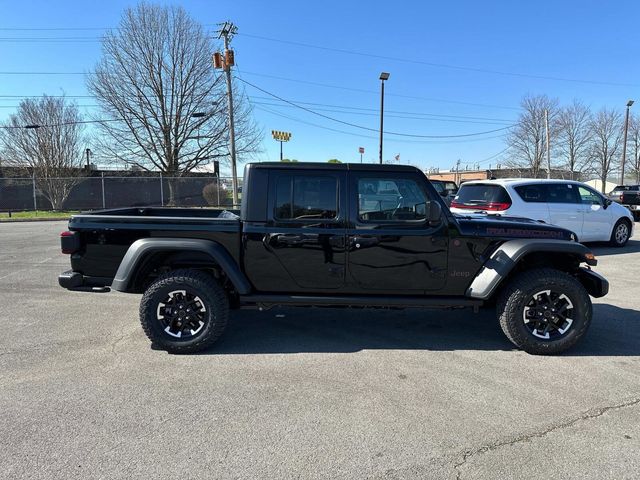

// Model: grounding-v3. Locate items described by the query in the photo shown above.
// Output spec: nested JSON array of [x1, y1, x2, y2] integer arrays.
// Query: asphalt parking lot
[[1, 221, 639, 479]]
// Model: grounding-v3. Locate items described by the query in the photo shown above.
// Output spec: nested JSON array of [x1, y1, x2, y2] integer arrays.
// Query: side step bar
[[239, 294, 483, 310]]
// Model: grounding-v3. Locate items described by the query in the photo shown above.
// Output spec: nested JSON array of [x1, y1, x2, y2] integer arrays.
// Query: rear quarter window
[[430, 181, 446, 194]]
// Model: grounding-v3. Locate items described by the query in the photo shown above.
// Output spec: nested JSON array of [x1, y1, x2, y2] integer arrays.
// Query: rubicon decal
[[485, 228, 565, 239]]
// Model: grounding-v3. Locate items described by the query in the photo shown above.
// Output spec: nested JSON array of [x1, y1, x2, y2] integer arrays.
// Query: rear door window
[[514, 184, 548, 203], [274, 175, 338, 220], [546, 183, 580, 204]]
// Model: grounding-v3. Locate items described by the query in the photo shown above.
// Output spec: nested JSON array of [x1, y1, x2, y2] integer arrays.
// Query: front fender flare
[[110, 238, 252, 294], [466, 239, 596, 300]]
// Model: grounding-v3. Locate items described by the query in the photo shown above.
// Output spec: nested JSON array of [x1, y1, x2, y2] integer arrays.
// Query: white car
[[450, 179, 634, 246]]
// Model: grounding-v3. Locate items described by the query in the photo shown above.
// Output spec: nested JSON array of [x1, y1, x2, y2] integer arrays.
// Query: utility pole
[[215, 21, 239, 206], [620, 100, 635, 186], [544, 109, 551, 179], [455, 159, 461, 185]]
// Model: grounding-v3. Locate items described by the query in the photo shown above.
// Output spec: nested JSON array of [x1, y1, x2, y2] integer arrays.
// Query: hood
[[454, 213, 576, 241]]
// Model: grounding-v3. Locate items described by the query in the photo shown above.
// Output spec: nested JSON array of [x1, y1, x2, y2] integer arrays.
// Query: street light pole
[[378, 72, 390, 164], [620, 100, 634, 186]]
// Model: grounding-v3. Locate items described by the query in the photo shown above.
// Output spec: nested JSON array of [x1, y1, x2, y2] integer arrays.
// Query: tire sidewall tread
[[139, 269, 229, 353], [496, 268, 592, 355], [610, 218, 631, 247]]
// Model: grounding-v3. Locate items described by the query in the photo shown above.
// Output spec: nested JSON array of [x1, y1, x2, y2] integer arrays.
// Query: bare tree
[[87, 3, 261, 204], [554, 100, 592, 179], [627, 113, 640, 184], [0, 96, 86, 210], [507, 94, 559, 178], [589, 108, 623, 192]]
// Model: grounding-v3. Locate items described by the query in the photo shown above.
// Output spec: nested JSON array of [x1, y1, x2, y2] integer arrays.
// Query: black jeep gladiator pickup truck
[[59, 163, 608, 355]]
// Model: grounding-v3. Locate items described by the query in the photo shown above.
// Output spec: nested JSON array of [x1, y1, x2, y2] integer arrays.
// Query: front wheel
[[140, 269, 229, 353], [497, 268, 592, 355], [609, 218, 631, 247]]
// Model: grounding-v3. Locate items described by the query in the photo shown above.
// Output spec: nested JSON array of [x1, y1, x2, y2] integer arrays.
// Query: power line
[[237, 76, 514, 138], [0, 71, 88, 75], [248, 96, 514, 122], [0, 118, 121, 129], [254, 104, 509, 145], [239, 71, 521, 111], [237, 33, 639, 88], [0, 93, 516, 122], [0, 27, 635, 88], [476, 146, 512, 165], [0, 70, 521, 111], [250, 101, 511, 126]]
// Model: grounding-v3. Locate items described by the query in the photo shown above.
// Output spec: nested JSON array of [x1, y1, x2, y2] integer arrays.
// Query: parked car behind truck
[[451, 179, 634, 246], [608, 185, 640, 220], [59, 163, 608, 355]]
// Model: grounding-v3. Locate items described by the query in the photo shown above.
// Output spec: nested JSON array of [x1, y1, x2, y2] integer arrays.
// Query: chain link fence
[[0, 174, 241, 212]]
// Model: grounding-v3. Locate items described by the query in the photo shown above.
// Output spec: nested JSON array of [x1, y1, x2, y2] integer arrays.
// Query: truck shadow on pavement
[[589, 239, 640, 256], [199, 303, 640, 356]]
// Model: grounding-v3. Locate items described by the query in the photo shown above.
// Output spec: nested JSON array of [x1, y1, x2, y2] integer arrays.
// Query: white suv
[[450, 179, 634, 246]]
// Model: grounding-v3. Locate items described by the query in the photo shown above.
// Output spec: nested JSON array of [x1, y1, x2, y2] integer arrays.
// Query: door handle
[[272, 233, 305, 246], [350, 236, 379, 249]]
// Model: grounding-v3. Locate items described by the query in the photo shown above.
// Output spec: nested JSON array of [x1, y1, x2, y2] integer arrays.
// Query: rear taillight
[[450, 201, 511, 211], [60, 231, 79, 254], [620, 193, 625, 203]]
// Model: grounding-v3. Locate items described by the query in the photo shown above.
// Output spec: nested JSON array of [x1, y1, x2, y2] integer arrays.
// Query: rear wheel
[[140, 269, 229, 353], [497, 268, 592, 355], [609, 218, 631, 247]]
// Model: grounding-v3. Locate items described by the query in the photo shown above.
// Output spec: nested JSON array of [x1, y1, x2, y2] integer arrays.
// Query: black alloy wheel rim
[[156, 290, 208, 339], [522, 289, 574, 340]]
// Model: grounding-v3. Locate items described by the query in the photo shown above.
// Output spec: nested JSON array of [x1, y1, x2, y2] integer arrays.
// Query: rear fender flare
[[111, 238, 251, 294], [466, 239, 596, 300]]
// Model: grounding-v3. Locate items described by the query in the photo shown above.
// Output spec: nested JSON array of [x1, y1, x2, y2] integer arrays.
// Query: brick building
[[426, 167, 582, 185]]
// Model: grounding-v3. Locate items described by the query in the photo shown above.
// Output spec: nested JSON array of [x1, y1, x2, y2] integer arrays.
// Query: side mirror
[[428, 201, 442, 225], [604, 198, 612, 209]]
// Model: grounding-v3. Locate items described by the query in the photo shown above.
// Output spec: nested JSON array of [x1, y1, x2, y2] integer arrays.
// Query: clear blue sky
[[1, 0, 639, 174]]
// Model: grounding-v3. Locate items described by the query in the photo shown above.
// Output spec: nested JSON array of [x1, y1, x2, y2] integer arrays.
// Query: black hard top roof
[[247, 162, 422, 173]]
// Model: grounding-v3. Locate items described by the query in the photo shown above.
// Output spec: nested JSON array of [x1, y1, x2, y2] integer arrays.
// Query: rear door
[[346, 171, 448, 293], [512, 183, 551, 222], [247, 169, 347, 291], [545, 183, 583, 238]]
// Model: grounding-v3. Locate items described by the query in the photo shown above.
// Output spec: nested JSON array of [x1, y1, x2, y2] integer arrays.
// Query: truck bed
[[72, 206, 240, 220], [67, 207, 242, 281]]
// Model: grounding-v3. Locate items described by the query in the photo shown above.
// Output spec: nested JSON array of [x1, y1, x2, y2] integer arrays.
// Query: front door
[[577, 185, 611, 242], [346, 171, 448, 293]]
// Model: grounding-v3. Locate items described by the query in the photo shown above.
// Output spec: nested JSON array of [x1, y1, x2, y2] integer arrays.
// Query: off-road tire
[[609, 218, 631, 247], [496, 268, 592, 355], [140, 269, 229, 353]]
